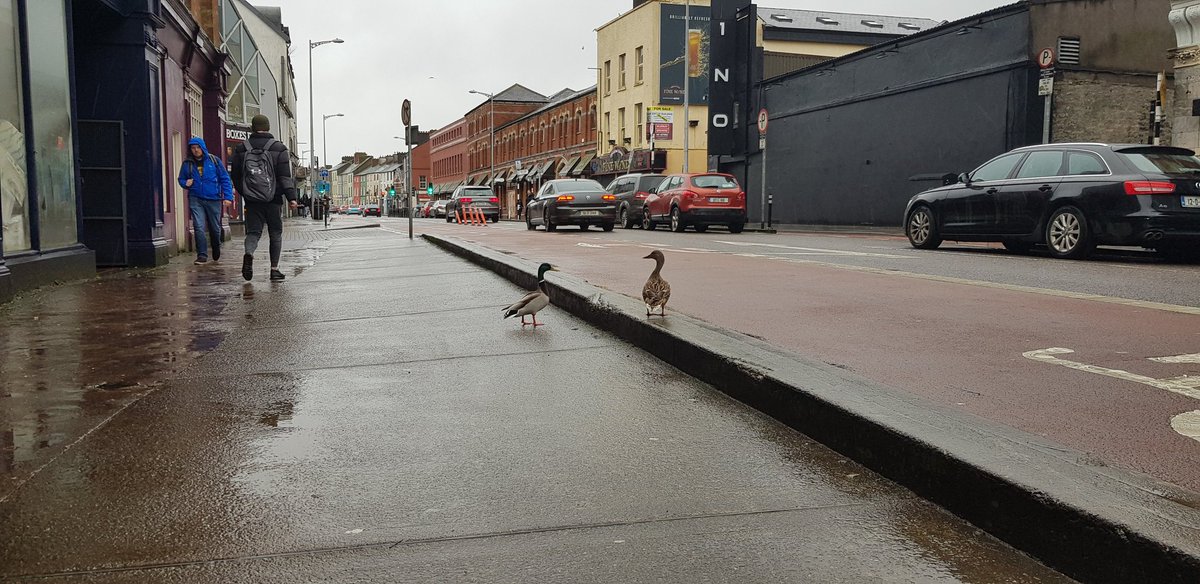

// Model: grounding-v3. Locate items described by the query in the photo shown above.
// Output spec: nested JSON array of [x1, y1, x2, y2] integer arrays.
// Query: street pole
[[489, 96, 495, 214], [308, 38, 344, 221], [407, 129, 414, 239], [683, 0, 690, 173]]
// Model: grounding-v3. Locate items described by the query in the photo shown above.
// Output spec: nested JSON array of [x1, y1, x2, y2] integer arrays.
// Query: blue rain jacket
[[178, 137, 233, 201]]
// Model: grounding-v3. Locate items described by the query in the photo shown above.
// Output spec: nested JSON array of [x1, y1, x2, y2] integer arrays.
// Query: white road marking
[[1172, 411, 1200, 443], [1022, 348, 1200, 400], [1162, 376, 1200, 389], [714, 240, 915, 259], [1150, 353, 1200, 364], [1025, 348, 1200, 443]]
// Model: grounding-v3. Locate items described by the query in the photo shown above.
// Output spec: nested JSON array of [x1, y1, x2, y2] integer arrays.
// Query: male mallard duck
[[642, 250, 670, 317], [503, 263, 557, 327]]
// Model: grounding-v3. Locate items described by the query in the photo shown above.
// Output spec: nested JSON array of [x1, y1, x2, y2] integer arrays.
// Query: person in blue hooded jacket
[[177, 137, 234, 265]]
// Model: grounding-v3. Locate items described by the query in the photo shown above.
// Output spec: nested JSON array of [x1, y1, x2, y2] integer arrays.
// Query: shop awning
[[559, 156, 581, 177], [535, 160, 556, 179], [572, 153, 596, 176], [511, 167, 530, 182]]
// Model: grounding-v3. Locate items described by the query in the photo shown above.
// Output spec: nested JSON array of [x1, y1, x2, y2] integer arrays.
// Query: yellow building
[[594, 1, 939, 181]]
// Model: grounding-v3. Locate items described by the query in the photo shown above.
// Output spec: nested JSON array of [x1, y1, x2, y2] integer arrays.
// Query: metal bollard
[[767, 193, 774, 229]]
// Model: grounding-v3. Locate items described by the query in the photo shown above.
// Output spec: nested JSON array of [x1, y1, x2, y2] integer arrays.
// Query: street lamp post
[[308, 37, 344, 221], [468, 90, 495, 212], [321, 113, 343, 223]]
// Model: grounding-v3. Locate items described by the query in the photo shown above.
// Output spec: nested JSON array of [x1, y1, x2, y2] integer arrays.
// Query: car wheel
[[643, 209, 656, 231], [491, 216, 499, 223], [728, 223, 744, 234], [445, 212, 453, 223], [580, 224, 589, 231], [602, 223, 615, 232], [545, 211, 557, 232], [906, 205, 942, 249], [670, 207, 685, 233], [526, 214, 535, 230], [620, 206, 635, 229], [693, 224, 708, 233], [1045, 206, 1093, 259]]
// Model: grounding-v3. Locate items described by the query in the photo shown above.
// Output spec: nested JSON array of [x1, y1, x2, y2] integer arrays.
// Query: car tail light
[[1124, 181, 1175, 195], [602, 194, 616, 201], [489, 197, 499, 203], [634, 191, 649, 200], [682, 190, 699, 199], [460, 198, 472, 204], [557, 195, 575, 202]]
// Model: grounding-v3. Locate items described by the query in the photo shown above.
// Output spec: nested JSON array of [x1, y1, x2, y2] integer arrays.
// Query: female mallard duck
[[503, 263, 557, 327], [642, 250, 670, 317]]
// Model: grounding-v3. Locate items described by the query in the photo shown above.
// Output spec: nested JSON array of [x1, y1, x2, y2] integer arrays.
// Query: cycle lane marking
[[1023, 348, 1200, 443]]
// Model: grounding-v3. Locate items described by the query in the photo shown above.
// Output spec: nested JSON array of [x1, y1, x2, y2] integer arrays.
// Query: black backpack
[[241, 139, 278, 203]]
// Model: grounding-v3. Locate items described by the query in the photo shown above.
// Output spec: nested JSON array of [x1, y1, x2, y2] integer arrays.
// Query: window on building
[[619, 54, 626, 90], [604, 112, 611, 145], [604, 60, 611, 95], [636, 46, 644, 85], [420, 176, 427, 188], [26, 0, 78, 249], [1, 0, 30, 252], [635, 103, 643, 147], [187, 85, 204, 140], [618, 108, 626, 145]]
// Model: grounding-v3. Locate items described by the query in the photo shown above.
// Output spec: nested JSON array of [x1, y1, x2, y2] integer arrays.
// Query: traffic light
[[388, 187, 395, 196], [426, 185, 434, 196]]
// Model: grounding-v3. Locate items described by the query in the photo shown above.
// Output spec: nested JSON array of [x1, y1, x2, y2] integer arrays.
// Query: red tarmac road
[[410, 218, 1200, 492]]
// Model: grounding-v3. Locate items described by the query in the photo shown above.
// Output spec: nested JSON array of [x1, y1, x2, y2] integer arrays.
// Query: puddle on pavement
[[0, 251, 281, 491]]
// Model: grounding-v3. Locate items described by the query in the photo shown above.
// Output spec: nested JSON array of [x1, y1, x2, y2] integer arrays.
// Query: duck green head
[[537, 263, 557, 281]]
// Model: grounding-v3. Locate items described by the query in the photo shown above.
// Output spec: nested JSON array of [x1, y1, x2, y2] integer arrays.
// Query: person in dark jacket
[[177, 137, 234, 265], [230, 114, 298, 282]]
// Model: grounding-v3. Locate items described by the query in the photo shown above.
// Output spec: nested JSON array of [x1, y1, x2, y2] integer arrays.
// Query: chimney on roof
[[354, 152, 368, 163], [633, 0, 651, 8]]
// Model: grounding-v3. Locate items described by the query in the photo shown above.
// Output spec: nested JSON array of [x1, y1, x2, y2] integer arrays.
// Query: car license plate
[[709, 197, 729, 204], [1183, 196, 1200, 208], [579, 210, 600, 216]]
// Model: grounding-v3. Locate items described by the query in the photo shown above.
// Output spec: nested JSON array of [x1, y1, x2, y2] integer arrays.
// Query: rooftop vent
[[769, 13, 793, 22], [816, 16, 840, 26], [898, 22, 922, 31], [861, 20, 884, 28]]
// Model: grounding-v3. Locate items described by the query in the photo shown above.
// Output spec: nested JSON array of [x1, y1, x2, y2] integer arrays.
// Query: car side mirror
[[957, 172, 971, 186]]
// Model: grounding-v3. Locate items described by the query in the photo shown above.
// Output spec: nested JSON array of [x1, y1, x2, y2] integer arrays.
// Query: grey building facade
[[714, 0, 1174, 226]]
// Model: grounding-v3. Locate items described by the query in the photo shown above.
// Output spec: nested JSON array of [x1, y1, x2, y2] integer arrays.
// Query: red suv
[[643, 173, 747, 233]]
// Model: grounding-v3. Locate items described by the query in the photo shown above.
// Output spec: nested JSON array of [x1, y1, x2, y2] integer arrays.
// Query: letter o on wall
[[712, 114, 729, 128]]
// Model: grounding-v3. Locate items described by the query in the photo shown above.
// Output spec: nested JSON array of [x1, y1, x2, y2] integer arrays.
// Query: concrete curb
[[424, 233, 1200, 584]]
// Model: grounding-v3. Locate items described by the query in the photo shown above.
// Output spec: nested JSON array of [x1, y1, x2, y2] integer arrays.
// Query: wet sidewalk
[[0, 226, 1069, 582]]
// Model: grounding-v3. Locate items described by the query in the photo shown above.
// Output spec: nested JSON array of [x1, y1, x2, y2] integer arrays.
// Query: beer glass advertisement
[[659, 4, 711, 105]]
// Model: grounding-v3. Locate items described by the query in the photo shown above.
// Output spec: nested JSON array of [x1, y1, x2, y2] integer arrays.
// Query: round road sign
[[1037, 48, 1055, 69], [757, 108, 769, 134], [401, 99, 412, 127]]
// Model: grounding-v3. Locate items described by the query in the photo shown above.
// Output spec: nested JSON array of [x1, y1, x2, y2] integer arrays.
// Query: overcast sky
[[279, 0, 1007, 164]]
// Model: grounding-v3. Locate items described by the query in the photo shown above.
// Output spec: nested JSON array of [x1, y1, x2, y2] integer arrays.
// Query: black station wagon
[[904, 144, 1200, 260]]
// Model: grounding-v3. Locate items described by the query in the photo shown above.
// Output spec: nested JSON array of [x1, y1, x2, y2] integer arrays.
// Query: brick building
[[463, 84, 550, 214], [429, 119, 468, 196], [489, 87, 599, 217]]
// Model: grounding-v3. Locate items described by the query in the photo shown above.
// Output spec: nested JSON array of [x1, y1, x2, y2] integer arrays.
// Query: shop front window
[[27, 0, 78, 249], [0, 0, 30, 253]]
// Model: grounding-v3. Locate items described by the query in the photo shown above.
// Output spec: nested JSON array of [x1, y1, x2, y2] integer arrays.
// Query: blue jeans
[[188, 196, 224, 259]]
